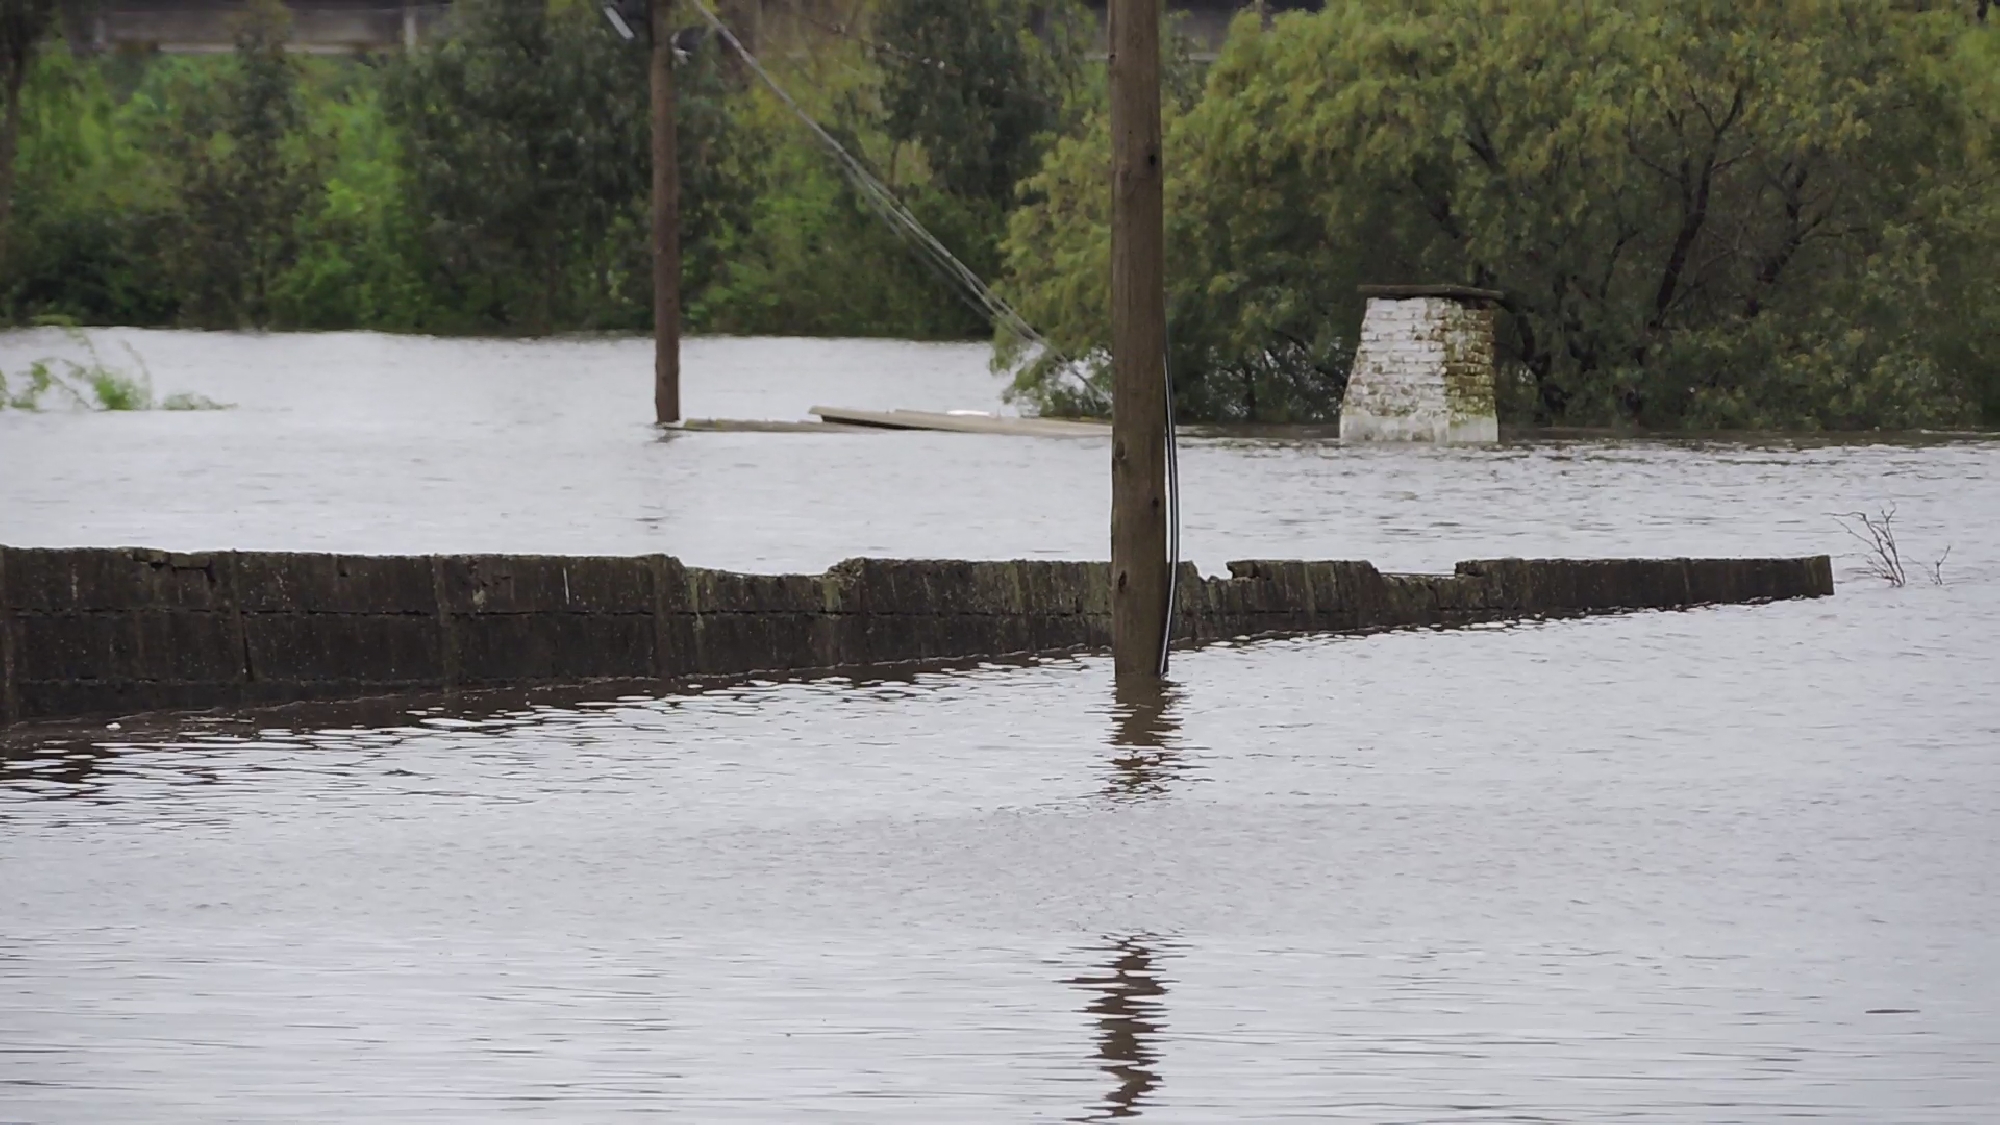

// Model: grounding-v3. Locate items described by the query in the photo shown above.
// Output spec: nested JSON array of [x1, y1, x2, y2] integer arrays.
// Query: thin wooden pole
[[1108, 0, 1168, 682], [652, 0, 682, 424]]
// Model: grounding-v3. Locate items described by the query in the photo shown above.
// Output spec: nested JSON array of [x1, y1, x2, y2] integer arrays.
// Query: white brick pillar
[[1339, 285, 1502, 443]]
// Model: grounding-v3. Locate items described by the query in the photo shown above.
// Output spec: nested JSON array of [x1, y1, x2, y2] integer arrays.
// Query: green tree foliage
[[381, 0, 761, 334], [387, 0, 644, 333], [158, 0, 323, 328], [696, 0, 1091, 340], [2, 43, 173, 324], [2, 0, 1992, 434], [697, 1, 1087, 339], [0, 0, 62, 272], [696, 129, 1005, 338], [267, 62, 435, 330], [875, 0, 1088, 206], [1005, 0, 2000, 428]]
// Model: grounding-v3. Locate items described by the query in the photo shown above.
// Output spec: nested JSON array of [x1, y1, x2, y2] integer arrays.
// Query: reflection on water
[[1, 738, 105, 800], [1102, 679, 1191, 801], [1068, 937, 1174, 1120], [1064, 683, 1183, 1117], [1068, 682, 1184, 1116]]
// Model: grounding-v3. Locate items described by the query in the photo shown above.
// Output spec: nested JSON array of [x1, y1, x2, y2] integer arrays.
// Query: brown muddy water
[[2, 329, 1998, 1122]]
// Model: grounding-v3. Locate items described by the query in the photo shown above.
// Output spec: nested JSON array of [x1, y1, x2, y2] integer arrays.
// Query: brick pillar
[[1339, 284, 1502, 444]]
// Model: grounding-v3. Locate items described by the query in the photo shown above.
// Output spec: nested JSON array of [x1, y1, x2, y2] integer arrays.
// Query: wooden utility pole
[[1108, 0, 1169, 681], [651, 0, 682, 424]]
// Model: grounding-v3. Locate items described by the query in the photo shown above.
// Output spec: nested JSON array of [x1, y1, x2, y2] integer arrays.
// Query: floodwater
[[2, 329, 1998, 1122]]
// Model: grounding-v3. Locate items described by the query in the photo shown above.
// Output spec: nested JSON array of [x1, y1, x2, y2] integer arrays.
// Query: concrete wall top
[[1, 547, 1832, 728]]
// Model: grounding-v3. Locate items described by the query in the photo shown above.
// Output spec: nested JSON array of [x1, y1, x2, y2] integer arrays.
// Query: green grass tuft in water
[[161, 392, 227, 411], [0, 330, 230, 412], [88, 368, 151, 411]]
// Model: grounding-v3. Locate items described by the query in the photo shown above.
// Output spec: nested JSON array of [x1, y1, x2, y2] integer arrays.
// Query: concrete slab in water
[[810, 407, 1110, 437], [674, 418, 869, 433]]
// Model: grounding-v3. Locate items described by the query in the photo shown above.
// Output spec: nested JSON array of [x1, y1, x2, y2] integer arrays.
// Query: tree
[[0, 36, 175, 326], [1003, 0, 2000, 428], [0, 0, 61, 274], [998, 10, 1367, 421], [386, 0, 752, 334], [161, 0, 322, 328], [845, 0, 1093, 343], [874, 0, 1088, 208]]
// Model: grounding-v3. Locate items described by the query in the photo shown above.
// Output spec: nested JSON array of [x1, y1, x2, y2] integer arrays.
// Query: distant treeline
[[3, 0, 1996, 429], [3, 0, 1073, 341]]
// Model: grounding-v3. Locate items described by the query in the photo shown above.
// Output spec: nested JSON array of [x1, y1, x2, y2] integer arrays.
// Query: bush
[[155, 0, 324, 329], [2, 43, 177, 325]]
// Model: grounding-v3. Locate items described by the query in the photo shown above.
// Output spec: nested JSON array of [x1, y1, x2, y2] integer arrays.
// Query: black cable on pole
[[1158, 345, 1180, 677]]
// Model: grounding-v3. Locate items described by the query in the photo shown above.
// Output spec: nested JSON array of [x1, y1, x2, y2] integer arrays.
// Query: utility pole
[[651, 0, 682, 424], [1108, 0, 1168, 682]]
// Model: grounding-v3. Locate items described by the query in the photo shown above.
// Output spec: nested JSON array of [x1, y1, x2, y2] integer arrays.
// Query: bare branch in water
[[1830, 506, 1906, 587]]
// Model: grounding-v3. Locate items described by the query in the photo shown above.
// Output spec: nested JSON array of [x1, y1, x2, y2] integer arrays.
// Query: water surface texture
[[3, 330, 1998, 1122]]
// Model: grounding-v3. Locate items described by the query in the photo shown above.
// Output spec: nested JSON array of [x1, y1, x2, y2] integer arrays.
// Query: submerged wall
[[1340, 287, 1502, 443], [0, 547, 1833, 727]]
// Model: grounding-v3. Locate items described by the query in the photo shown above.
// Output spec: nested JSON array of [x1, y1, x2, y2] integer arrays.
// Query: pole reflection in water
[[1066, 679, 1186, 1117], [1068, 935, 1174, 1120], [1102, 677, 1191, 801]]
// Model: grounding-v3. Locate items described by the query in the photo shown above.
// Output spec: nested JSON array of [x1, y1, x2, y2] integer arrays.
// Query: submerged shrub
[[0, 329, 228, 411]]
